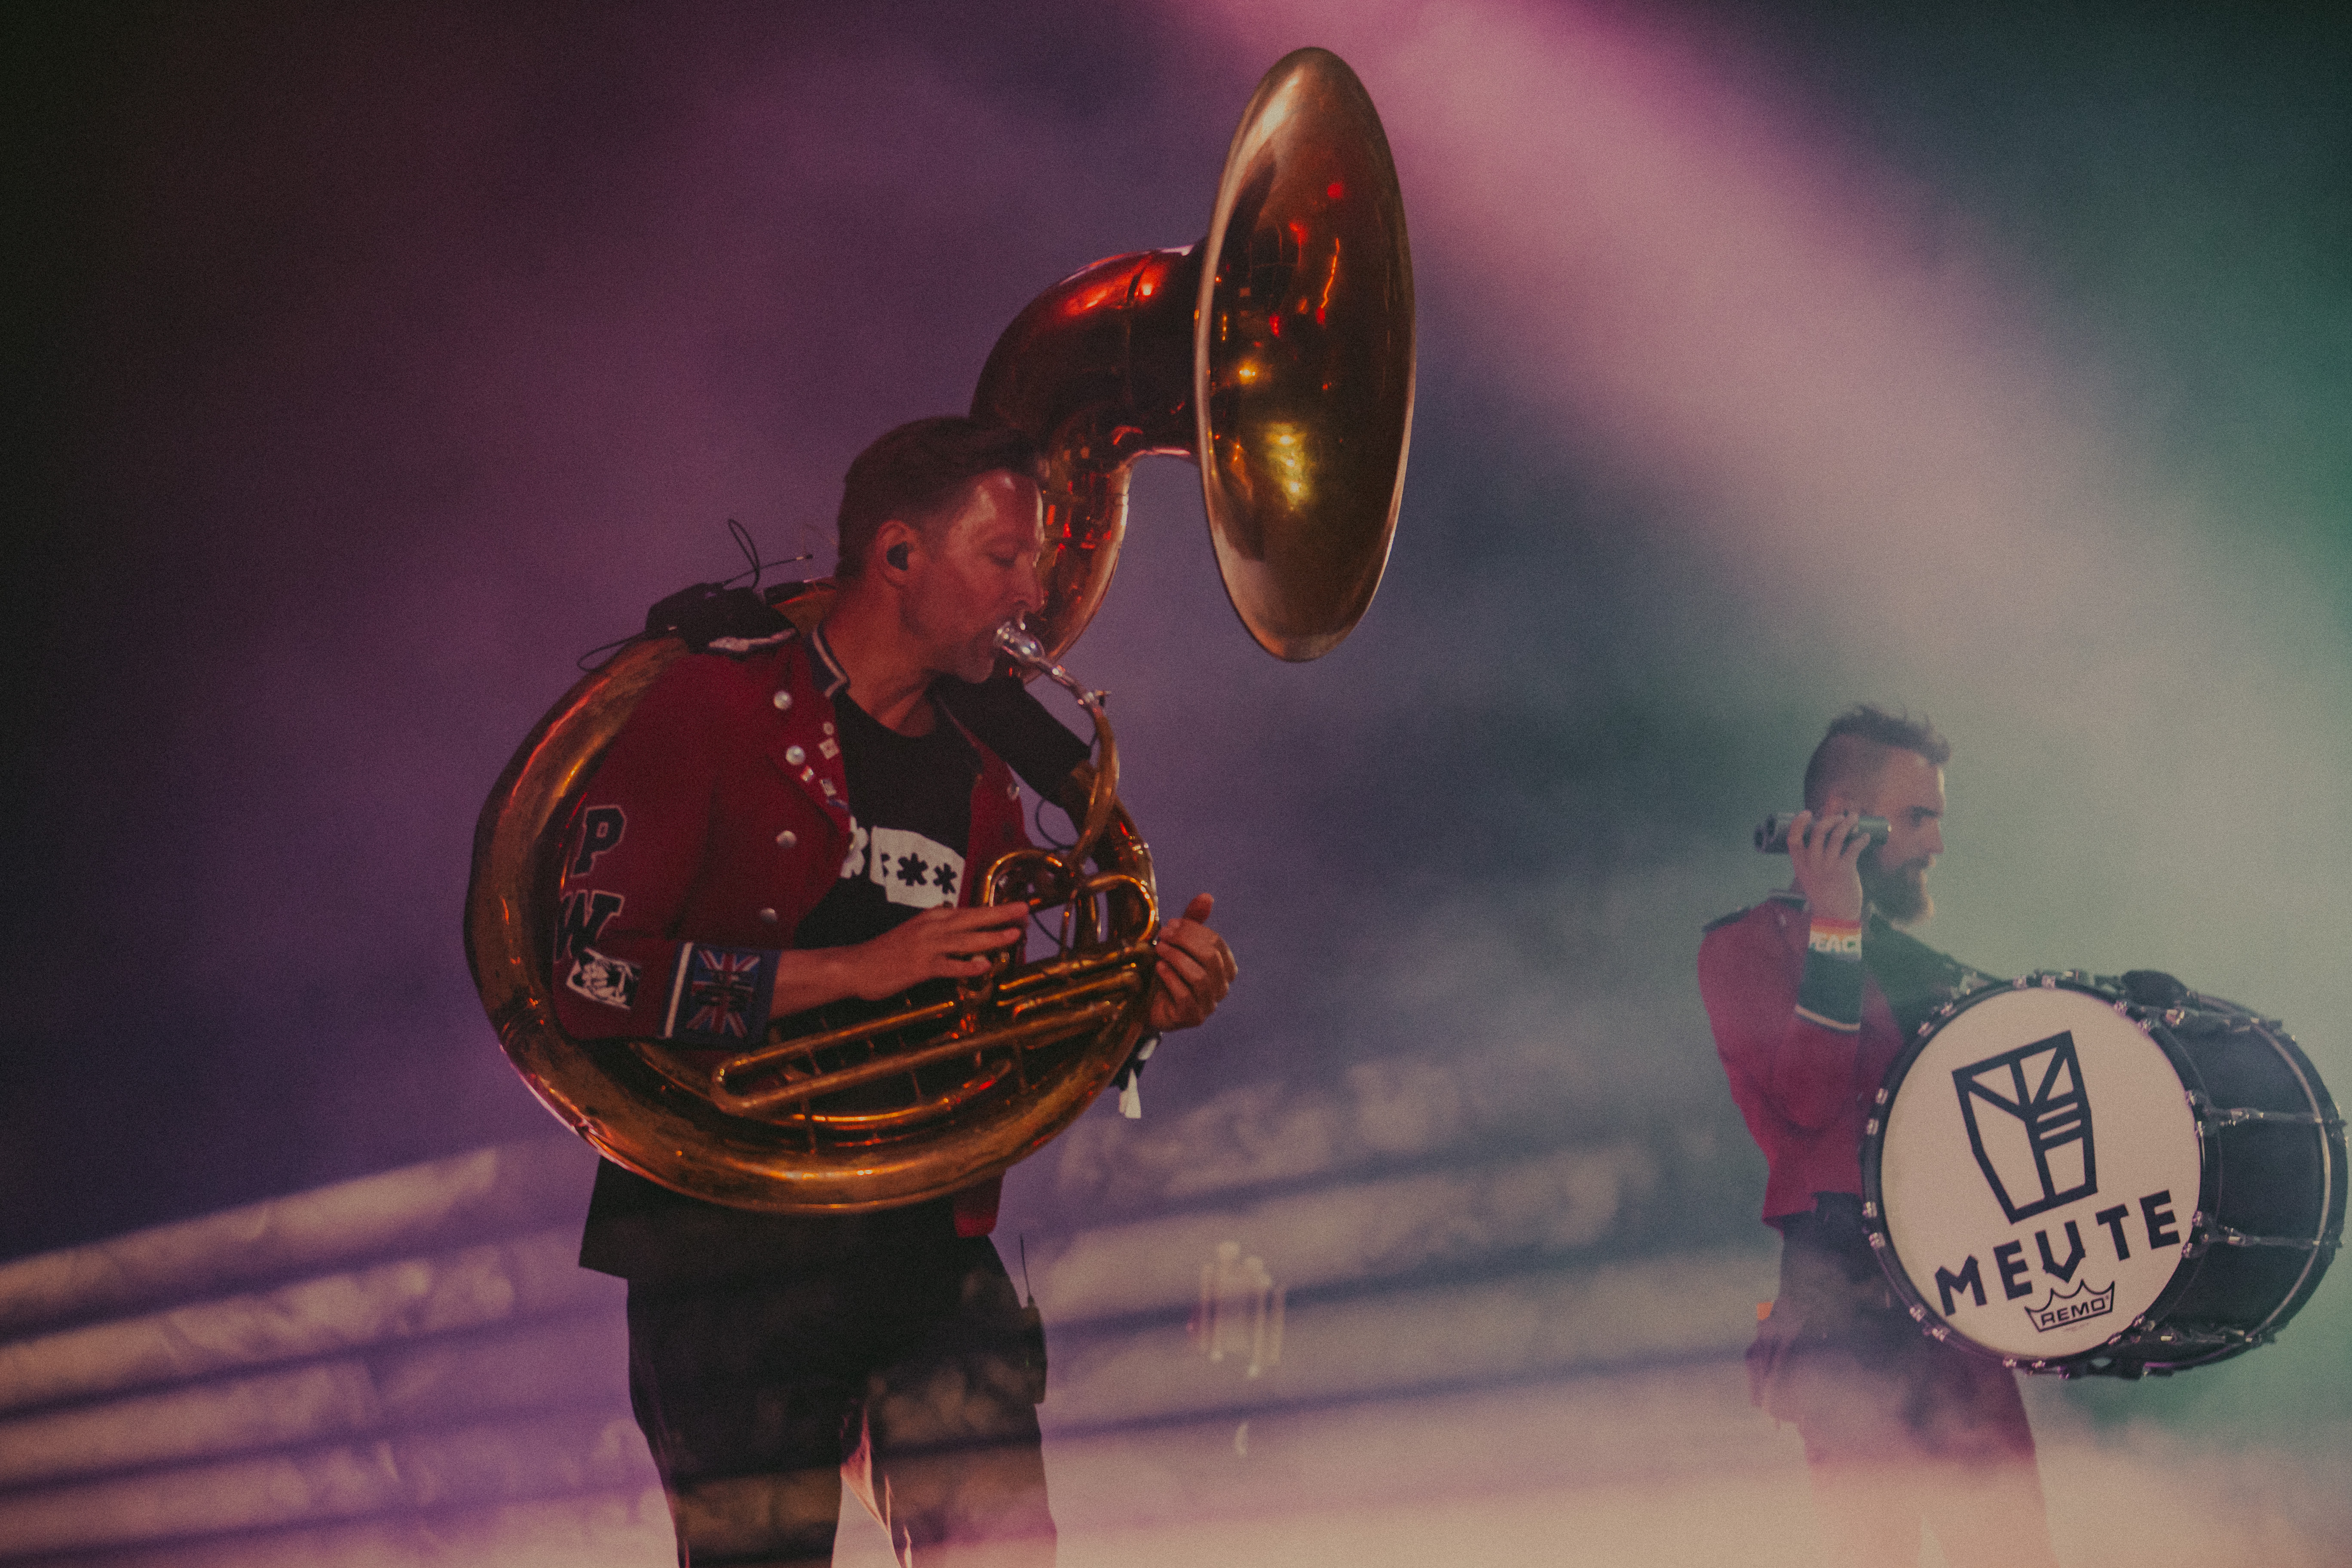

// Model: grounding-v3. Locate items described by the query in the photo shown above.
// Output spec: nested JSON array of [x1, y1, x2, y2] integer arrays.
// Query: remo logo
[[1875, 986, 2203, 1360]]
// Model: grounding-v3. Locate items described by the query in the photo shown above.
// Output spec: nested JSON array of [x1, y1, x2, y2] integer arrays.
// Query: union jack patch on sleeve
[[663, 944, 778, 1045]]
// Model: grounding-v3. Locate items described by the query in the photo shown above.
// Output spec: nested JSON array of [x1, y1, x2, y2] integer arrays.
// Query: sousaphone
[[463, 47, 1413, 1211]]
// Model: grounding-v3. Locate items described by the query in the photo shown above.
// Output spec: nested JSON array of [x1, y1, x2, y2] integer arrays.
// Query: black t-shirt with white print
[[792, 685, 981, 952]]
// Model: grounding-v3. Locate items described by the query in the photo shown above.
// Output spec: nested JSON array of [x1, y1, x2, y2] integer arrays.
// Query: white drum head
[[1877, 985, 2203, 1362]]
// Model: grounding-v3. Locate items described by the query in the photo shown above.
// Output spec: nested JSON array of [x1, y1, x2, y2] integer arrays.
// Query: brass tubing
[[713, 998, 1131, 1114], [1008, 964, 1153, 1018], [714, 889, 1157, 1088], [993, 932, 1158, 996], [786, 1055, 1019, 1133], [706, 954, 1152, 1119], [716, 995, 968, 1080]]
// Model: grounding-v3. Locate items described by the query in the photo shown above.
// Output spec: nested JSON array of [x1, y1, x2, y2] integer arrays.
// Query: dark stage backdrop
[[5, 0, 2349, 1461]]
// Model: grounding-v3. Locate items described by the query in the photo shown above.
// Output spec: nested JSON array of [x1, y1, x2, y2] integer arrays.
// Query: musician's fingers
[[1150, 962, 1209, 1028], [1802, 809, 1856, 855], [945, 902, 1031, 931], [1161, 937, 1234, 1016], [1159, 922, 1236, 989], [1161, 894, 1235, 976], [970, 912, 1031, 943], [956, 928, 1024, 952], [903, 906, 1026, 951], [1157, 961, 1226, 1017], [1156, 943, 1209, 991]]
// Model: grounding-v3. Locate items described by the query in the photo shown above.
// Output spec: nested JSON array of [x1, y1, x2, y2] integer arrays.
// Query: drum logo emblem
[[2026, 1279, 2116, 1332], [1953, 1030, 2097, 1223]]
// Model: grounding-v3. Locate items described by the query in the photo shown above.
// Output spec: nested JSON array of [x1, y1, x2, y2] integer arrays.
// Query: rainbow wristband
[[1807, 916, 1862, 959]]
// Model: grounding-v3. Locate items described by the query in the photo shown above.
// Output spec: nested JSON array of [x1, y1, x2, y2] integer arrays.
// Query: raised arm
[[1698, 811, 1874, 1135]]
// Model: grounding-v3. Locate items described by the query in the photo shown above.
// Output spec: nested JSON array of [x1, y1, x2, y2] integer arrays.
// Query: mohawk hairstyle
[[1802, 704, 1951, 812]]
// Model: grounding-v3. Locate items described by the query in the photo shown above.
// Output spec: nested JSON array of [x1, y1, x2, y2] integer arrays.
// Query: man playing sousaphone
[[1698, 707, 2058, 1568], [459, 45, 1411, 1565], [556, 417, 1236, 1566]]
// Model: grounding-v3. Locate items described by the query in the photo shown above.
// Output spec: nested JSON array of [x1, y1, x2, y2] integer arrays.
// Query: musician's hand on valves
[[1148, 893, 1237, 1031], [1787, 808, 1869, 924], [841, 903, 1030, 1001]]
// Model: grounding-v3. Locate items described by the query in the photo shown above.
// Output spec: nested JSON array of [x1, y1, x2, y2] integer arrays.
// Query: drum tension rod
[[2187, 1092, 2344, 1131], [2190, 1221, 2337, 1255]]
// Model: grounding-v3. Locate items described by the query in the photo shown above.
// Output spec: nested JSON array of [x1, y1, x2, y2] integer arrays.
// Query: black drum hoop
[[1860, 970, 2345, 1379]]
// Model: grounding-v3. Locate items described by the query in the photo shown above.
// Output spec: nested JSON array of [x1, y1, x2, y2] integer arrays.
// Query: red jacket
[[554, 630, 1032, 1238], [1697, 893, 1905, 1224]]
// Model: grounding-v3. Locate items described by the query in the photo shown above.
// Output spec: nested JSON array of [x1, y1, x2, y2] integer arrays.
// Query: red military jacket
[[1697, 892, 1905, 1224], [554, 628, 1032, 1240]]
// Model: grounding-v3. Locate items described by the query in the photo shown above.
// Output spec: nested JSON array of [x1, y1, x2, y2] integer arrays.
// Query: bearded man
[[1697, 706, 2059, 1568], [552, 416, 1236, 1567]]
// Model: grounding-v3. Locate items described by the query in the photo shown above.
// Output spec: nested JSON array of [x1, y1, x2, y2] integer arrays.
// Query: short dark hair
[[836, 416, 1042, 579], [1803, 704, 1951, 811]]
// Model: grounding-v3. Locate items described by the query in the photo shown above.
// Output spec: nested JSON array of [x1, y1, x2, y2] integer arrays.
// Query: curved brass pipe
[[977, 46, 1415, 665]]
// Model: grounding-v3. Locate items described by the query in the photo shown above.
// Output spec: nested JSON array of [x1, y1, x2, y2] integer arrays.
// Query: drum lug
[[2188, 1090, 2345, 1132], [2188, 1219, 2333, 1256]]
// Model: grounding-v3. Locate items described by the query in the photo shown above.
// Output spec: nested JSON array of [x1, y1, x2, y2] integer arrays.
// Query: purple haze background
[[6, 0, 2351, 1450]]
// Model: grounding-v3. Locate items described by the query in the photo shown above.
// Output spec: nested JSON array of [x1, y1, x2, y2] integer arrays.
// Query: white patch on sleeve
[[866, 826, 965, 909], [565, 948, 641, 1010], [839, 818, 870, 880]]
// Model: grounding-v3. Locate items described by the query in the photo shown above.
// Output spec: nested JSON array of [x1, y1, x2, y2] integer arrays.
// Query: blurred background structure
[[3, 2, 2347, 1563]]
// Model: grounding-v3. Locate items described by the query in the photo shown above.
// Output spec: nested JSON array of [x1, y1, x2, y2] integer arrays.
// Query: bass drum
[[1861, 971, 2344, 1377]]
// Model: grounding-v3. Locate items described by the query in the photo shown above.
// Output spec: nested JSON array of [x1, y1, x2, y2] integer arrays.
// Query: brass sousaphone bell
[[463, 47, 1414, 1211]]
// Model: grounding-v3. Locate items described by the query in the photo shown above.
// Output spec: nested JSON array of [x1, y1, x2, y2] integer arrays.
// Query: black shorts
[[625, 1233, 1052, 1567]]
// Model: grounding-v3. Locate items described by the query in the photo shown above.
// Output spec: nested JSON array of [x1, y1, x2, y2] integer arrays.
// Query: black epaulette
[[643, 582, 794, 652]]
